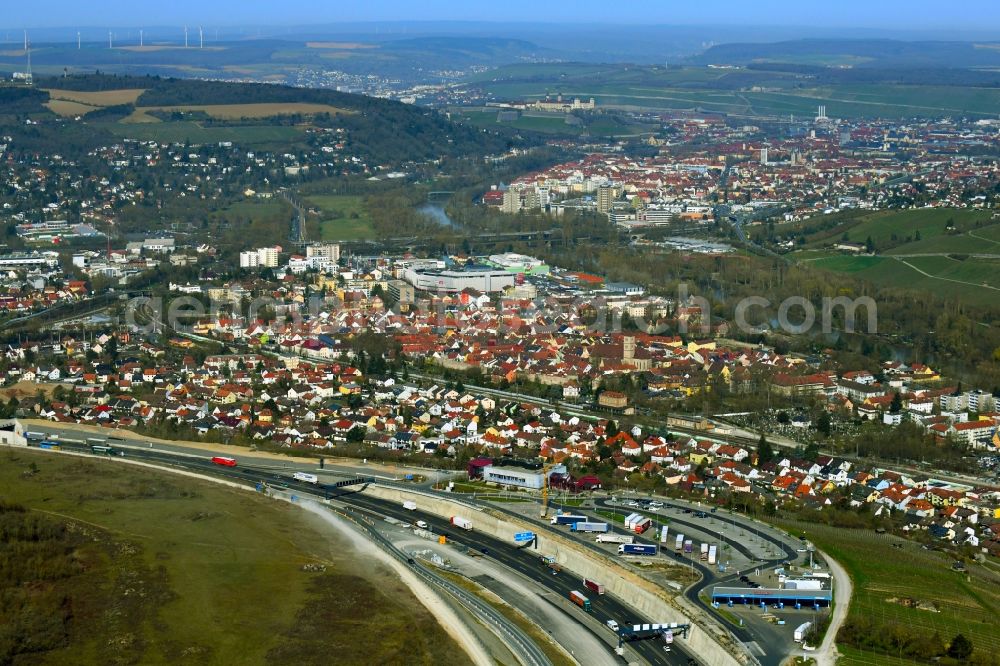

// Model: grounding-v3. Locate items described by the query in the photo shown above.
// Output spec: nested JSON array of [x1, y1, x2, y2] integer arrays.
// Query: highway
[[490, 494, 800, 664], [31, 437, 696, 666]]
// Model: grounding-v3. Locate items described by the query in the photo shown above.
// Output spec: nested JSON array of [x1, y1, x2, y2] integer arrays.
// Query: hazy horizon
[[2, 1, 998, 33]]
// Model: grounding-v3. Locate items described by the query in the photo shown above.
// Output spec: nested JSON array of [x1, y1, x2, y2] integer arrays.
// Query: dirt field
[[0, 381, 62, 401], [123, 102, 349, 123], [44, 88, 146, 107], [44, 99, 98, 116]]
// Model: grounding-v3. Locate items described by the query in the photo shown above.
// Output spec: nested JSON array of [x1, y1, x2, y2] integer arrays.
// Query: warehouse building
[[403, 265, 516, 293], [711, 586, 832, 607], [482, 465, 545, 489]]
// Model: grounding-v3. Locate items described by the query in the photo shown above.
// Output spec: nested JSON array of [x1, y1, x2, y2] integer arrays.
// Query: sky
[[3, 0, 999, 32]]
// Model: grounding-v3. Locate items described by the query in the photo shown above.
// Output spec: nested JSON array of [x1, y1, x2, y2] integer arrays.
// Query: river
[[417, 202, 459, 228]]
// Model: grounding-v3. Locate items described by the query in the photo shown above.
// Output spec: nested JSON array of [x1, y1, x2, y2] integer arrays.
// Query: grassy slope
[[794, 209, 994, 250], [774, 521, 1000, 665], [0, 448, 463, 666], [789, 211, 1000, 306], [305, 194, 377, 241]]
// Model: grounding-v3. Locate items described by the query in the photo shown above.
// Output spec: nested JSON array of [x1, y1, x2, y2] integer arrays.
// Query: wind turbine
[[184, 26, 188, 48], [139, 29, 143, 47], [199, 26, 203, 48]]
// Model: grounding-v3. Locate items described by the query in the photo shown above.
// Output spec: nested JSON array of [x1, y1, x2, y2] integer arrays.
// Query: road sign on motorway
[[514, 531, 535, 542]]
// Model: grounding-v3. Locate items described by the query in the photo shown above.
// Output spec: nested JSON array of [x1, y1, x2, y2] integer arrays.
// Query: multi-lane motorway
[[27, 436, 695, 666]]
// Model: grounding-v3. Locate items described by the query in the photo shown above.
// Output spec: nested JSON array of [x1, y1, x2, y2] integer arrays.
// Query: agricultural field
[[775, 521, 1000, 666], [44, 99, 97, 116], [467, 63, 1000, 118], [804, 254, 884, 273], [802, 254, 1000, 307], [895, 256, 1000, 289], [44, 88, 146, 106], [123, 102, 348, 122], [0, 448, 463, 666], [787, 210, 1000, 305], [42, 87, 146, 116], [790, 208, 996, 251], [305, 194, 377, 241]]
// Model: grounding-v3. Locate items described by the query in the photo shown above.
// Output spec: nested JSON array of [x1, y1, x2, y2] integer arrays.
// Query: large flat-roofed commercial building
[[711, 586, 832, 607], [404, 265, 516, 293], [481, 465, 545, 490], [486, 252, 550, 275], [0, 252, 60, 269]]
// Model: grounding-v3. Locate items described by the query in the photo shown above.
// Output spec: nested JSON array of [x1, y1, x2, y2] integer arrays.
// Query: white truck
[[660, 525, 670, 543], [293, 472, 318, 484], [450, 516, 473, 530], [403, 501, 417, 511], [794, 622, 813, 642], [675, 534, 684, 551], [596, 533, 634, 544], [708, 545, 717, 565]]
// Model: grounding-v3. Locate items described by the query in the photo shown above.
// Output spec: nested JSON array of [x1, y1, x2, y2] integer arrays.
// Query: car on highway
[[606, 620, 619, 632], [416, 520, 428, 529]]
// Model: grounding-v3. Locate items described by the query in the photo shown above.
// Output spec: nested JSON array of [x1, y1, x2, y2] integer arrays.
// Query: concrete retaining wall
[[363, 485, 747, 666]]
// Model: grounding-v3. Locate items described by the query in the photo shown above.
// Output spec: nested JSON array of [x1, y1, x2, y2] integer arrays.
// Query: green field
[[807, 255, 885, 273], [975, 225, 1000, 243], [793, 209, 996, 250], [804, 255, 1000, 306], [97, 120, 304, 145], [788, 210, 1000, 305], [305, 194, 377, 241], [775, 521, 1000, 665], [0, 449, 462, 665], [901, 256, 1000, 288]]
